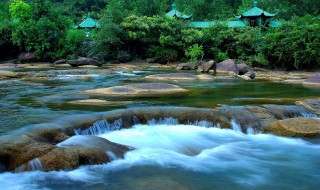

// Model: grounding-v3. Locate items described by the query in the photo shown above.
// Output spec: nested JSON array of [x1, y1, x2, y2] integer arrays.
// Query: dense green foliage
[[0, 0, 319, 69]]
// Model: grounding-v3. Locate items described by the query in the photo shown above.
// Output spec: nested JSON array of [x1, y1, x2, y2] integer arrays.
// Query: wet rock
[[246, 106, 277, 130], [18, 52, 36, 62], [53, 59, 67, 65], [0, 135, 55, 171], [35, 136, 133, 171], [197, 60, 215, 72], [242, 70, 255, 80], [67, 57, 102, 67], [218, 106, 261, 132], [216, 59, 239, 75], [237, 63, 249, 75], [269, 118, 320, 137], [296, 98, 320, 116], [84, 83, 188, 98]]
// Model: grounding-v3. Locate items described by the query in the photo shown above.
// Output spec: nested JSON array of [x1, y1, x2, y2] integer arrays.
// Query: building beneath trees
[[166, 1, 281, 31], [75, 14, 100, 37]]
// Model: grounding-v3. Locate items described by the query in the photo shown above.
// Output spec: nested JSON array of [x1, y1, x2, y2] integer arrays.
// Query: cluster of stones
[[1, 98, 320, 172], [176, 59, 256, 80]]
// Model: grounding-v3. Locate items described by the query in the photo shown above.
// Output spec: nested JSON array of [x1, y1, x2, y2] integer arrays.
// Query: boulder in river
[[216, 59, 239, 75], [197, 60, 215, 73]]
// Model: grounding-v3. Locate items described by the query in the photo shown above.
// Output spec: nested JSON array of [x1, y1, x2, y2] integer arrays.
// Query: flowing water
[[1, 124, 320, 189], [1, 67, 320, 189]]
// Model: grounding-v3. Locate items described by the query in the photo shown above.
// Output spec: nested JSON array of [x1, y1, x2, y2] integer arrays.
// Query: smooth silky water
[[1, 67, 320, 189]]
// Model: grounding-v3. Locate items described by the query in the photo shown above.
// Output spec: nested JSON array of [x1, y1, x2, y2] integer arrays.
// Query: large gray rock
[[18, 52, 36, 62], [237, 63, 249, 75], [197, 60, 215, 72], [67, 57, 102, 67], [216, 59, 239, 74]]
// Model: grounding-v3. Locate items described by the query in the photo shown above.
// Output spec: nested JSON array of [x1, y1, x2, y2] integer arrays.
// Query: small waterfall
[[246, 127, 255, 135], [28, 158, 43, 171], [231, 119, 242, 132], [132, 115, 141, 125], [147, 117, 179, 125], [74, 119, 122, 136], [300, 112, 317, 118], [188, 120, 217, 128]]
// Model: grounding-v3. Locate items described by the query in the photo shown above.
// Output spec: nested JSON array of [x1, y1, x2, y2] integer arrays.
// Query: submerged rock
[[83, 83, 188, 97]]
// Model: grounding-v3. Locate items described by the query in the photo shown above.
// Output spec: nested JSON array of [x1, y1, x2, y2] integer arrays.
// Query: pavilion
[[166, 1, 281, 30], [75, 14, 101, 37]]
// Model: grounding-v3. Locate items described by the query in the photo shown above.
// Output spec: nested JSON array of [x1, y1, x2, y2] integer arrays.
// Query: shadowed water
[[0, 124, 319, 190]]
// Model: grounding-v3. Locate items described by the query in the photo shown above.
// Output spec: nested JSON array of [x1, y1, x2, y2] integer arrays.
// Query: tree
[[9, 0, 70, 58]]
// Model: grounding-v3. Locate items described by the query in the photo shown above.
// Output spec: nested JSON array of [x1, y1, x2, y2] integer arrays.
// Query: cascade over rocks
[[1, 99, 320, 172]]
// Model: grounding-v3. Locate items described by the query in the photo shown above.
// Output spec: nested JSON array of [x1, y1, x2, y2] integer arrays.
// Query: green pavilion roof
[[235, 1, 277, 19], [75, 15, 101, 29], [166, 3, 192, 19], [189, 21, 246, 28]]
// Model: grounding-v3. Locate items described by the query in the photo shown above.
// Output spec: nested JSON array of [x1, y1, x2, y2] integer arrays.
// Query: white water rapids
[[0, 123, 320, 190]]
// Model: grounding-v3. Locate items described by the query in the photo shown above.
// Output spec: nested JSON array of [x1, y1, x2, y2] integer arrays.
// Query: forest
[[0, 0, 319, 70]]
